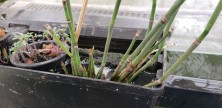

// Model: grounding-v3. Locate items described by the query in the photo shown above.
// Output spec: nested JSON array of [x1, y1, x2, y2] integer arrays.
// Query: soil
[[77, 48, 162, 84], [78, 48, 161, 72], [79, 48, 123, 68]]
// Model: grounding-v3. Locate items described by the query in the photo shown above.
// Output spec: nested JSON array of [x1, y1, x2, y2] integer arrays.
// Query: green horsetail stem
[[164, 10, 178, 35], [117, 0, 185, 73], [128, 0, 183, 68], [44, 24, 72, 57], [66, 0, 82, 69], [96, 0, 122, 79], [127, 30, 172, 83], [82, 66, 88, 77], [117, 28, 164, 82], [127, 41, 164, 83], [127, 9, 179, 83], [88, 47, 95, 78], [45, 24, 76, 76], [111, 29, 141, 80], [117, 29, 164, 82], [117, 0, 184, 82], [145, 0, 222, 87], [61, 61, 69, 75], [62, 0, 82, 76], [147, 0, 157, 34]]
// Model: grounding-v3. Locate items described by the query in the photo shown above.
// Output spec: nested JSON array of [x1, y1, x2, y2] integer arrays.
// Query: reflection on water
[[166, 50, 222, 81]]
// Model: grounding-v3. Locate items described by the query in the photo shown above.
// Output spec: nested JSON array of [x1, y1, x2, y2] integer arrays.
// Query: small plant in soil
[[13, 42, 64, 64], [10, 32, 33, 54], [9, 28, 70, 72]]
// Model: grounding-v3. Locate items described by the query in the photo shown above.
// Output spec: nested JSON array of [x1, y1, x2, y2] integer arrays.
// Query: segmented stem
[[147, 0, 157, 34], [111, 29, 141, 80], [96, 0, 122, 79]]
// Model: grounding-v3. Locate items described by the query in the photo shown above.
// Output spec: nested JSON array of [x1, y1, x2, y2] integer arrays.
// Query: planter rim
[[165, 75, 222, 94], [163, 49, 222, 94], [0, 65, 164, 92]]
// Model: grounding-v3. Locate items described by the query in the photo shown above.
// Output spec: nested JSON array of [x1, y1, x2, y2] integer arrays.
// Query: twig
[[75, 0, 88, 43]]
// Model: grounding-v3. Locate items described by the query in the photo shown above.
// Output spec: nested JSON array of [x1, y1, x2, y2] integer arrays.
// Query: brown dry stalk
[[75, 0, 88, 42]]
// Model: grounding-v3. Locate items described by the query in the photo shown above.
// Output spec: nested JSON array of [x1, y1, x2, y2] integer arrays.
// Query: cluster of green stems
[[45, 0, 222, 87]]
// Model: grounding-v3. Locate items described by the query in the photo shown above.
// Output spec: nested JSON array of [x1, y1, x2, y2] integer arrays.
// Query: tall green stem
[[62, 0, 81, 76], [45, 24, 72, 57], [127, 10, 178, 83], [117, 0, 185, 73], [129, 41, 165, 83], [88, 47, 95, 78], [145, 0, 222, 87], [117, 0, 184, 82], [61, 61, 69, 75], [96, 0, 122, 79], [118, 28, 163, 82], [147, 0, 157, 34]]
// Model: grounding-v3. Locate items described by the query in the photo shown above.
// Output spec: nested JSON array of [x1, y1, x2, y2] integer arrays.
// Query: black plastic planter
[[3, 2, 219, 107], [0, 65, 163, 108], [10, 41, 66, 71]]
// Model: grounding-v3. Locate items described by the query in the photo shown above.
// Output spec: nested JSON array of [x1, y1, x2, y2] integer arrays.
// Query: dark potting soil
[[77, 48, 162, 85], [79, 48, 123, 68]]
